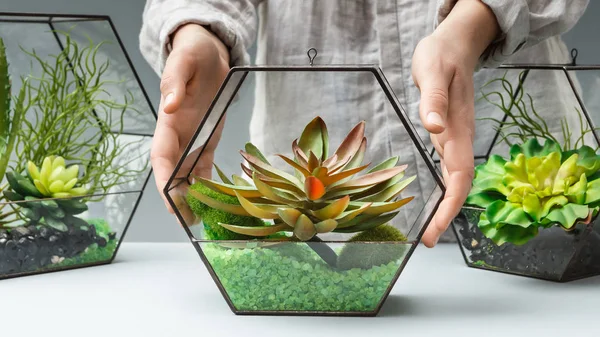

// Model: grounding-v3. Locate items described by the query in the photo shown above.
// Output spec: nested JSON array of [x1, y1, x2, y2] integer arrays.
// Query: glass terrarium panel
[[567, 70, 600, 130], [453, 207, 600, 281], [199, 240, 412, 314], [171, 69, 441, 244], [51, 20, 156, 136], [0, 191, 140, 279]]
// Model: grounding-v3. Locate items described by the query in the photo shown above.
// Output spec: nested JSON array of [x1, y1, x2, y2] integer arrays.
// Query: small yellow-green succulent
[[27, 156, 87, 198], [466, 139, 600, 245]]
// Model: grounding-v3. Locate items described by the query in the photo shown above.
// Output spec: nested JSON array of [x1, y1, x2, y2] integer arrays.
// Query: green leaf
[[3, 190, 23, 202], [366, 156, 399, 173], [540, 195, 569, 219], [334, 212, 399, 233], [522, 193, 542, 221], [213, 164, 233, 184], [56, 199, 88, 215], [294, 213, 316, 241], [357, 175, 416, 202], [298, 117, 328, 161], [44, 216, 68, 232], [218, 222, 289, 237], [586, 178, 600, 204], [465, 189, 503, 209], [234, 191, 280, 219], [310, 195, 350, 220], [477, 212, 539, 246], [21, 207, 41, 221], [486, 200, 533, 228], [543, 203, 591, 229], [197, 177, 262, 198], [188, 188, 252, 216], [553, 153, 578, 194], [314, 219, 338, 233], [328, 121, 365, 167], [348, 197, 413, 215], [565, 173, 588, 204], [244, 142, 271, 164], [510, 138, 561, 160]]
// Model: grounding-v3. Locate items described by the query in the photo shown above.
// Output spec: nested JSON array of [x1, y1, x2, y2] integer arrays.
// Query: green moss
[[43, 239, 117, 270], [187, 182, 264, 240], [337, 225, 409, 271], [203, 243, 401, 312]]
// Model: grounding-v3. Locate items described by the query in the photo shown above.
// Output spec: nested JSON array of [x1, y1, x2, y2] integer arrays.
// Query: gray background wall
[[0, 0, 597, 242]]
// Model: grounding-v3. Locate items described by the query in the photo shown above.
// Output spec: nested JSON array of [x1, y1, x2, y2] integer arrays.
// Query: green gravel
[[202, 242, 405, 312]]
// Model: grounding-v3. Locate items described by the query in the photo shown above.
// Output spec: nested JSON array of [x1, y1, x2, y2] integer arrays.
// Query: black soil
[[0, 225, 115, 276], [453, 209, 600, 281]]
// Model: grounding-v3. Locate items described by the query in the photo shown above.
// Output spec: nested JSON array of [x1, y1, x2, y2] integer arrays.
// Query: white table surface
[[1, 242, 598, 337]]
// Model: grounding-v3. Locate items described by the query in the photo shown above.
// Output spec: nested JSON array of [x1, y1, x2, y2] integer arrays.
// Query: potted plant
[[453, 66, 600, 282], [0, 13, 155, 279], [165, 55, 445, 316]]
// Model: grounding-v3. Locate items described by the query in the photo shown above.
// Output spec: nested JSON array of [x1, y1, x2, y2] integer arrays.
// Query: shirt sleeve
[[139, 0, 260, 75], [435, 0, 589, 67]]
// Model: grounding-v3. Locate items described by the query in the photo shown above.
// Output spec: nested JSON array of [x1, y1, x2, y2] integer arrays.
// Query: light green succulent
[[27, 156, 87, 198], [466, 138, 600, 245]]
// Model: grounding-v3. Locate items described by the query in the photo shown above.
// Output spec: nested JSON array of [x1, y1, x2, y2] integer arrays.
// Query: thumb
[[416, 76, 451, 134], [159, 51, 195, 114]]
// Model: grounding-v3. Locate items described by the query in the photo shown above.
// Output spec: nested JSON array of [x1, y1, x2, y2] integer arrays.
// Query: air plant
[[479, 71, 599, 152], [12, 31, 148, 201], [188, 117, 415, 241]]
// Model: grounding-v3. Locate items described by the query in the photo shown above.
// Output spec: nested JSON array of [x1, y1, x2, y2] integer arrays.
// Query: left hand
[[411, 0, 499, 247]]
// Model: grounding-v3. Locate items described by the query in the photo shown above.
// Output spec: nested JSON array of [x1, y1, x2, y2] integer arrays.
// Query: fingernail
[[164, 93, 174, 106], [433, 236, 439, 246], [427, 112, 445, 128]]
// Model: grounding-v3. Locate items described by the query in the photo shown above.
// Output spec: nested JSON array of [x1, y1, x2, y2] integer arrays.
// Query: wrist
[[433, 0, 500, 67], [171, 23, 230, 65]]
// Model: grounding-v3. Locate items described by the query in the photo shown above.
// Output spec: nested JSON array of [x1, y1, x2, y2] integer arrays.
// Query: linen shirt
[[140, 0, 590, 241]]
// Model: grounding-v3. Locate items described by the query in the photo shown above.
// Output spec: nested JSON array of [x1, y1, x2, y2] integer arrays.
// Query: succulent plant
[[26, 156, 87, 198], [466, 138, 600, 245], [4, 156, 90, 232], [188, 117, 415, 241]]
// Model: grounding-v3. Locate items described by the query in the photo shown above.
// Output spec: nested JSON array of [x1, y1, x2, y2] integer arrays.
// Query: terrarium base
[[453, 208, 600, 282], [0, 219, 118, 280], [201, 242, 408, 315]]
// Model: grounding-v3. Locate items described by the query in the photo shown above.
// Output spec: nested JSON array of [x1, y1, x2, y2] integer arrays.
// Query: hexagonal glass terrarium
[[165, 50, 444, 316], [0, 13, 155, 279], [451, 55, 600, 282]]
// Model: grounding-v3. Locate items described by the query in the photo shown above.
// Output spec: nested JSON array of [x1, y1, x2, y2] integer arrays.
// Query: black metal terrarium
[[165, 49, 445, 316], [450, 50, 600, 282], [0, 13, 155, 279]]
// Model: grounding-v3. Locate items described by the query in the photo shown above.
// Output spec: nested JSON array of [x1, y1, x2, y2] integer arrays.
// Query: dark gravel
[[453, 208, 600, 281], [0, 224, 114, 276]]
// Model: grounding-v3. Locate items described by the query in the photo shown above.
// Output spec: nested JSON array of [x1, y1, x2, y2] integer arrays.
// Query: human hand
[[151, 23, 230, 221], [411, 0, 499, 247]]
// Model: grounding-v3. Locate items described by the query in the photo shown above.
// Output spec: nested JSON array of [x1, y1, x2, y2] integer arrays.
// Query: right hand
[[151, 23, 230, 222]]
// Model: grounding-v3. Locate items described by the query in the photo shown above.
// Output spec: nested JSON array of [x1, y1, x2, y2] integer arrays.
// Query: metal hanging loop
[[307, 48, 318, 66], [571, 48, 578, 66]]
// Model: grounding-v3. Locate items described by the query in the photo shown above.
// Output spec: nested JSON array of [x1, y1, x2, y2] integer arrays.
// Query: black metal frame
[[164, 53, 446, 316], [0, 12, 157, 280], [449, 53, 600, 281]]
